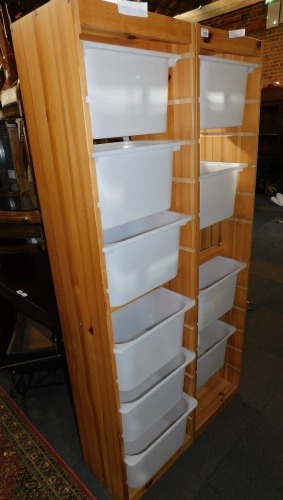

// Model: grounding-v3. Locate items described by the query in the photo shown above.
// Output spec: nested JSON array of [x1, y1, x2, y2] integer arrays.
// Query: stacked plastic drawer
[[83, 41, 197, 487], [196, 55, 258, 388]]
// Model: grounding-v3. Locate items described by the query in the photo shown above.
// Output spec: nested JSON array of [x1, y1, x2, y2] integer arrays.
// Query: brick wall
[[202, 2, 283, 87]]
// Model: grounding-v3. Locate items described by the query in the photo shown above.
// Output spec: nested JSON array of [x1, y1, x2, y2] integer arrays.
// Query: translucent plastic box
[[199, 55, 259, 129], [112, 288, 195, 392], [83, 41, 181, 138], [199, 162, 248, 228], [197, 320, 236, 389], [119, 348, 195, 442], [103, 211, 192, 306], [198, 256, 246, 331], [93, 140, 186, 229], [124, 393, 197, 488]]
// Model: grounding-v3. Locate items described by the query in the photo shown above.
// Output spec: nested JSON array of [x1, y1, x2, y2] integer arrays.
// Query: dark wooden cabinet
[[257, 85, 283, 194], [0, 1, 64, 385], [0, 251, 64, 401]]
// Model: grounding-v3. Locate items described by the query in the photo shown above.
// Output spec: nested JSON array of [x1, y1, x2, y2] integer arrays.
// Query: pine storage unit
[[11, 1, 262, 498], [196, 26, 262, 435]]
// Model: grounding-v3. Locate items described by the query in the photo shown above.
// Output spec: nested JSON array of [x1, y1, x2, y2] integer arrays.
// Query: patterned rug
[[0, 386, 96, 499]]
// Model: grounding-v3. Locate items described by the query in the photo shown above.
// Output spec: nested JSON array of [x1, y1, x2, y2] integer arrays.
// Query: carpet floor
[[0, 385, 96, 499]]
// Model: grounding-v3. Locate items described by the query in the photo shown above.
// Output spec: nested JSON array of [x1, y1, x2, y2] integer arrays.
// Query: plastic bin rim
[[103, 211, 192, 252], [119, 348, 195, 412], [198, 54, 260, 73], [199, 161, 249, 179], [113, 291, 195, 353], [93, 140, 188, 157], [83, 40, 181, 67], [197, 320, 236, 360], [199, 257, 247, 293], [124, 393, 197, 466]]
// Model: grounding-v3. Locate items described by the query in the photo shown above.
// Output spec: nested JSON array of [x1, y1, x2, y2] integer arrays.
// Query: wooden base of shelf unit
[[195, 375, 238, 436]]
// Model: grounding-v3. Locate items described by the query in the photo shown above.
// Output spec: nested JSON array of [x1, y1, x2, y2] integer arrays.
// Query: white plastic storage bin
[[112, 288, 195, 392], [199, 55, 259, 129], [83, 41, 181, 139], [119, 348, 195, 442], [124, 393, 194, 456], [199, 162, 248, 229], [93, 140, 186, 229], [103, 211, 192, 306], [124, 393, 197, 488], [197, 320, 236, 389], [198, 256, 246, 331]]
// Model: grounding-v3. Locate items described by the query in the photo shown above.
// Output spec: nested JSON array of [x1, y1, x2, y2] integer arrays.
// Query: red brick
[[202, 3, 283, 87]]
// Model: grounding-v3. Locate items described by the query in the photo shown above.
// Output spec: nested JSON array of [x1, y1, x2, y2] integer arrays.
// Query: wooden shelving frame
[[10, 2, 262, 498], [195, 25, 262, 434]]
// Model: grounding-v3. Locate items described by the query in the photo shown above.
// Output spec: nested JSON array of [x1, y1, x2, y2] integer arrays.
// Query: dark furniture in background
[[257, 84, 283, 195], [0, 1, 66, 402], [0, 251, 65, 402]]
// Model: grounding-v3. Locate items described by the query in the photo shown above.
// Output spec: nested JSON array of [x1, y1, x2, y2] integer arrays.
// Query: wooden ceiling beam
[[175, 0, 265, 23]]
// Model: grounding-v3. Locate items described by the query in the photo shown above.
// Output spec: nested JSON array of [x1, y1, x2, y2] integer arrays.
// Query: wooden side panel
[[11, 1, 127, 497]]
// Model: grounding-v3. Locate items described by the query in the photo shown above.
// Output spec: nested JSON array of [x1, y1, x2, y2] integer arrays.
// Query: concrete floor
[[1, 193, 283, 499]]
